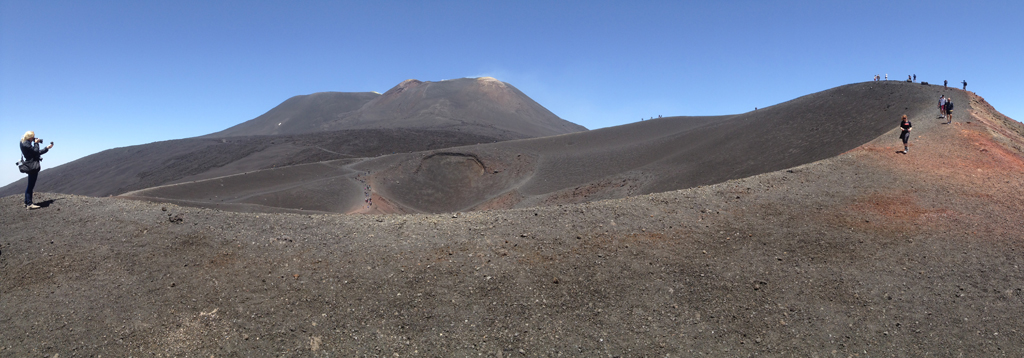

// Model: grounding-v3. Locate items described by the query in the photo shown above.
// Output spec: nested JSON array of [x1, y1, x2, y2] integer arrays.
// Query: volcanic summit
[[207, 77, 587, 140]]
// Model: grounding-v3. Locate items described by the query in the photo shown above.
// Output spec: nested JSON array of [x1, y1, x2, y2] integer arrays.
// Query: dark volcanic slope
[[127, 81, 945, 214], [206, 92, 380, 138], [206, 77, 587, 140], [3, 89, 1022, 355], [1, 77, 587, 198], [0, 129, 503, 198]]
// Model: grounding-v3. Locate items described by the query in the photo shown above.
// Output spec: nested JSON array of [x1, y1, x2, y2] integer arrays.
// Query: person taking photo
[[19, 131, 53, 209]]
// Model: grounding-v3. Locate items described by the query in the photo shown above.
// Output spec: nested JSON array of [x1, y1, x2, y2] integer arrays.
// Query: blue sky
[[2, 0, 1022, 187]]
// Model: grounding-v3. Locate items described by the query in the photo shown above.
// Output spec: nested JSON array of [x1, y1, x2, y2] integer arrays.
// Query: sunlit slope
[[124, 81, 951, 214]]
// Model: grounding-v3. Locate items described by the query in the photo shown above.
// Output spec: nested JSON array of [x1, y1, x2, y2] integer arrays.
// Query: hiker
[[913, 74, 916, 82], [885, 74, 888, 81], [945, 98, 954, 124], [899, 115, 912, 154], [19, 131, 53, 209], [944, 80, 948, 88], [907, 75, 912, 82], [938, 95, 946, 118], [962, 80, 967, 90]]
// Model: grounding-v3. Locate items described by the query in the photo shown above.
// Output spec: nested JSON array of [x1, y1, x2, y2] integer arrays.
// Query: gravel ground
[[2, 88, 1023, 356]]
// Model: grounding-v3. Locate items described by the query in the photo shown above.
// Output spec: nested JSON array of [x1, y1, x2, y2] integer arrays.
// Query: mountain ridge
[[123, 81, 960, 214], [0, 78, 587, 197]]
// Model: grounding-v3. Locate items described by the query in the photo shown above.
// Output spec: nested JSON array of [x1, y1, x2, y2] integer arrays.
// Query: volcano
[[4, 80, 1024, 355], [0, 78, 587, 198], [3, 80, 1024, 355], [206, 77, 587, 140]]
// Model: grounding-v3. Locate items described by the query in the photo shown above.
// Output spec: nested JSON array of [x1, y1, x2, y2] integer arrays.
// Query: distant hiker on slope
[[899, 115, 912, 154], [945, 98, 954, 124], [938, 95, 946, 118], [944, 80, 948, 88], [19, 131, 54, 209], [962, 80, 967, 90]]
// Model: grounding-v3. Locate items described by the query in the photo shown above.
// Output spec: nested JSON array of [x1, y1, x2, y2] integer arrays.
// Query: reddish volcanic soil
[[2, 86, 1024, 356]]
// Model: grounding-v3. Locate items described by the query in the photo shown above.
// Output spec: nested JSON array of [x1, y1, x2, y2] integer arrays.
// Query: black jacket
[[20, 140, 48, 163]]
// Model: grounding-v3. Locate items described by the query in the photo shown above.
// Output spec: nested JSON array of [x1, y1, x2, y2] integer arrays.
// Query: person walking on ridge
[[19, 131, 54, 209], [944, 80, 948, 88], [938, 95, 946, 118], [899, 115, 912, 154], [962, 80, 967, 90], [945, 98, 954, 124]]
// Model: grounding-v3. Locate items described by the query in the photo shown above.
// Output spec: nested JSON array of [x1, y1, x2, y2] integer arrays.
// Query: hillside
[[0, 77, 585, 198], [126, 81, 948, 214], [205, 91, 381, 138], [0, 129, 503, 198], [2, 82, 1022, 355]]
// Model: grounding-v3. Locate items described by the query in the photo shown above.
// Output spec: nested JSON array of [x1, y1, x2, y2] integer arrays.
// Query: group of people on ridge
[[873, 74, 966, 91]]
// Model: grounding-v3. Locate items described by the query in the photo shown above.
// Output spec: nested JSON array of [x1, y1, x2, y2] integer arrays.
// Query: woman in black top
[[899, 115, 912, 154], [19, 131, 53, 209]]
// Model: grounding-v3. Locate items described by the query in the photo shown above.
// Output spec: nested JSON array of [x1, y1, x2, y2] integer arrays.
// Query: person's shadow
[[36, 198, 62, 208]]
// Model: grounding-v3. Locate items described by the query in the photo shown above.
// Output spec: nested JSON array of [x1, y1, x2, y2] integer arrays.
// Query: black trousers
[[25, 170, 38, 205]]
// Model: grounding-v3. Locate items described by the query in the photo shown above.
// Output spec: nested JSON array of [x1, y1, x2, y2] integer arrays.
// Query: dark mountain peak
[[343, 77, 587, 139], [207, 77, 587, 140]]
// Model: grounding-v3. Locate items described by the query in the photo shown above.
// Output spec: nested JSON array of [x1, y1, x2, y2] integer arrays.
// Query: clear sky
[[3, 0, 1022, 187]]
